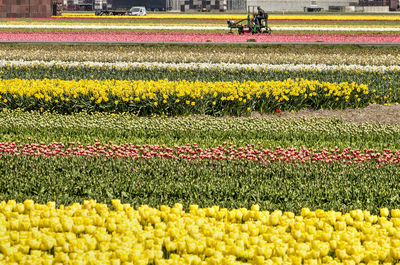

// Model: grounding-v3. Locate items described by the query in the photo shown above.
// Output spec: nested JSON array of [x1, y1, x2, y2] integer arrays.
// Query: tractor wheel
[[265, 27, 272, 35]]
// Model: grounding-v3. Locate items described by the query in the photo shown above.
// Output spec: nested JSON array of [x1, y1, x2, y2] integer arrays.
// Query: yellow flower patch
[[0, 78, 369, 105], [0, 200, 399, 264]]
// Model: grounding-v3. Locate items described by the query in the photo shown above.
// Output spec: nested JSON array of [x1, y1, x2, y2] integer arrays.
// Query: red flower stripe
[[0, 141, 399, 164]]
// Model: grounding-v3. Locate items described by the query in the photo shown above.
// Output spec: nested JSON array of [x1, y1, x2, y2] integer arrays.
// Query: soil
[[251, 104, 400, 124]]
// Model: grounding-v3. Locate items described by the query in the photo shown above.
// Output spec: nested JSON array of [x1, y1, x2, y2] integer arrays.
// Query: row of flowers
[[60, 13, 400, 21], [0, 200, 399, 264], [1, 109, 397, 149], [0, 78, 373, 114], [2, 59, 400, 73], [0, 45, 398, 66], [2, 31, 400, 43], [26, 16, 400, 24], [0, 78, 367, 100], [0, 141, 398, 164], [0, 24, 223, 30], [2, 24, 400, 32]]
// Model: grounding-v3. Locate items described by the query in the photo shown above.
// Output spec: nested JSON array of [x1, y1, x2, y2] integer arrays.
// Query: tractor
[[227, 6, 272, 35]]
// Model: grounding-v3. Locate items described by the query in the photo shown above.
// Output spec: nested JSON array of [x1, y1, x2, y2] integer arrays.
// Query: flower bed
[[1, 109, 400, 149], [60, 13, 400, 21], [0, 38, 399, 264], [1, 62, 398, 114], [2, 24, 400, 32], [1, 155, 400, 211], [3, 59, 400, 73], [0, 200, 400, 264], [0, 78, 372, 115], [0, 44, 399, 66], [0, 142, 398, 165], [2, 31, 400, 43]]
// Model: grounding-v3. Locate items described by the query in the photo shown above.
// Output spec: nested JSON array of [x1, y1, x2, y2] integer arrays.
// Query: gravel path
[[253, 104, 400, 124]]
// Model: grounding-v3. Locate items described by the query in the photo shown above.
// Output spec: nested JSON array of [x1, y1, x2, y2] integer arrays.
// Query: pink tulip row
[[1, 31, 400, 43], [0, 141, 399, 164]]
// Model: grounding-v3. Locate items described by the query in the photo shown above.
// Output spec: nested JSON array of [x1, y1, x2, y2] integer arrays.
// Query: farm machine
[[227, 6, 272, 35]]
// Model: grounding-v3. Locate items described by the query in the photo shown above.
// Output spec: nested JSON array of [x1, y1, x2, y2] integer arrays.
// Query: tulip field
[[1, 11, 400, 264], [1, 12, 400, 43]]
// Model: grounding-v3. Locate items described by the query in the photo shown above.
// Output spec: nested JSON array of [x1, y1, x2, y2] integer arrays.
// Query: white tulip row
[[1, 24, 400, 31], [1, 59, 400, 73]]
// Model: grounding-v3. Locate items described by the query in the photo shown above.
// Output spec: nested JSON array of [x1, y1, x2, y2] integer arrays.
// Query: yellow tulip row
[[0, 200, 400, 264], [59, 13, 400, 21], [0, 78, 369, 105]]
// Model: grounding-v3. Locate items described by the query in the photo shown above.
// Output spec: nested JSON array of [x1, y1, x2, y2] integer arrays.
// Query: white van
[[129, 6, 147, 16]]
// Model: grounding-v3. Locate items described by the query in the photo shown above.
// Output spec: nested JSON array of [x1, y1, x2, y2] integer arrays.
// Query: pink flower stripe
[[0, 141, 399, 164], [1, 31, 400, 43]]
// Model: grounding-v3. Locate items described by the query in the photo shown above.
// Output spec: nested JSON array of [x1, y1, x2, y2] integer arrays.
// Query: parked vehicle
[[129, 6, 147, 16], [304, 0, 323, 12], [95, 6, 146, 16]]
